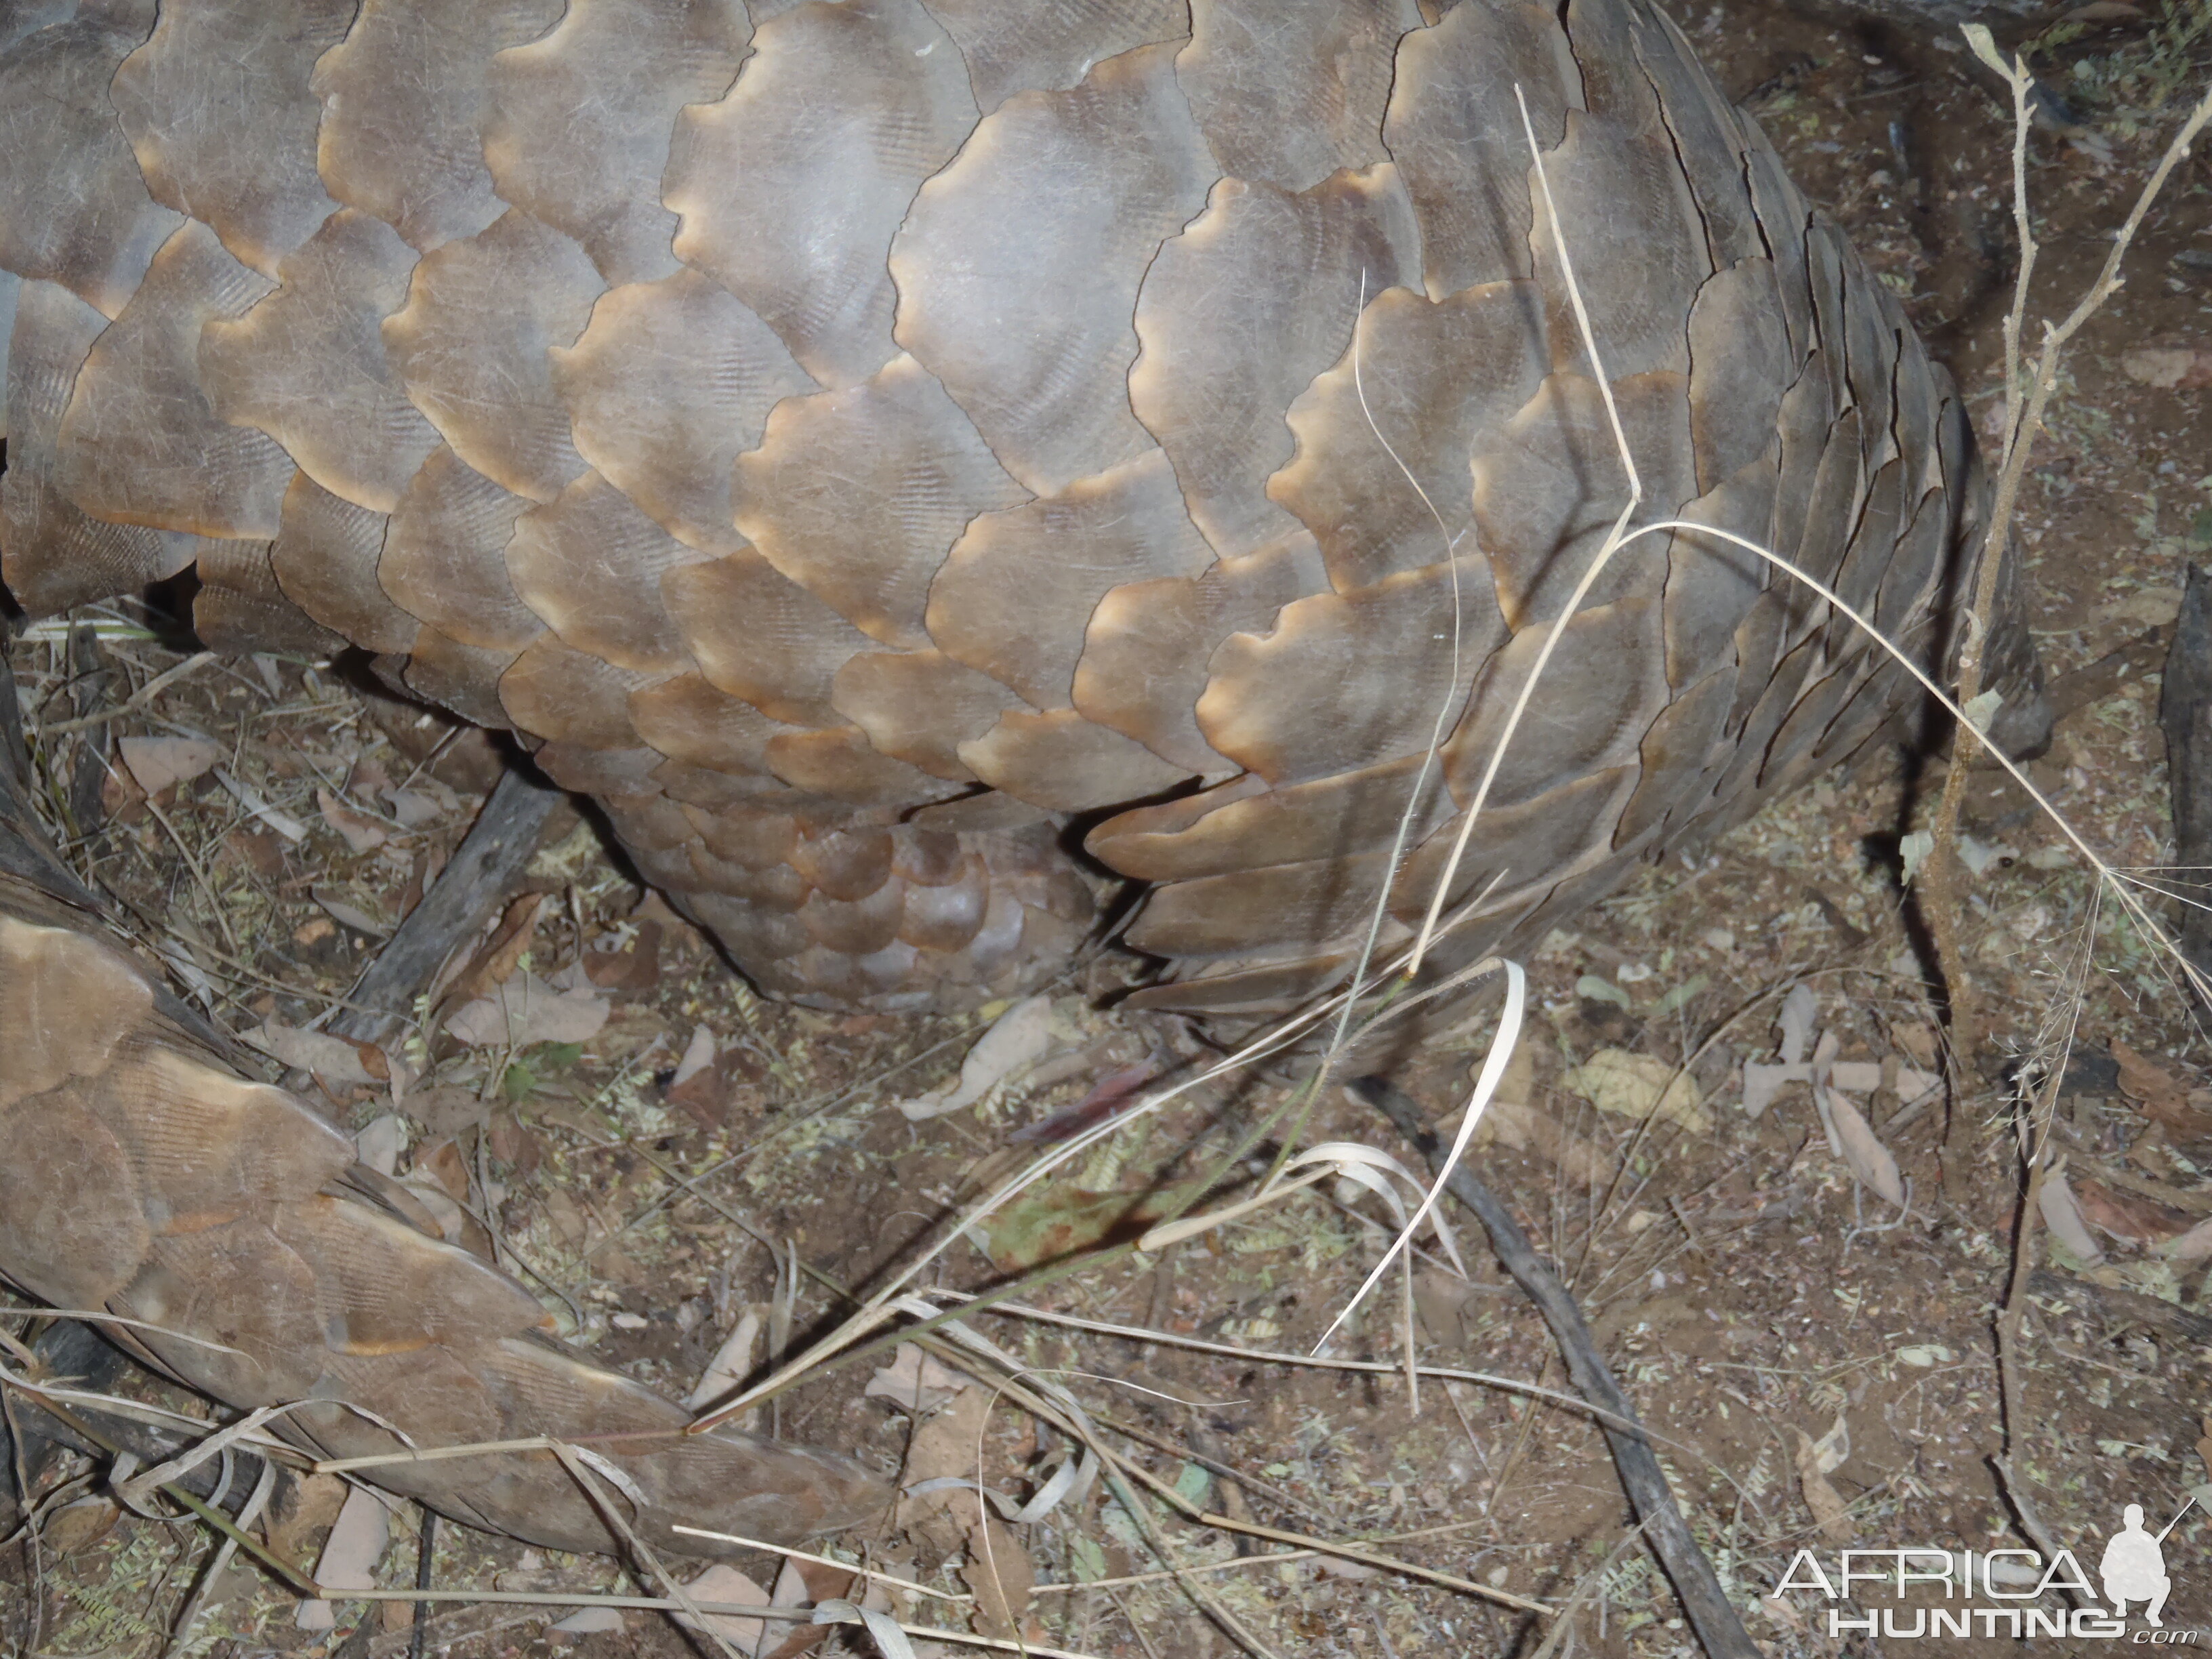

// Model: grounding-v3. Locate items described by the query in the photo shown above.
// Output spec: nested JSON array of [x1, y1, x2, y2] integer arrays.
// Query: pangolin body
[[0, 0, 2041, 1555]]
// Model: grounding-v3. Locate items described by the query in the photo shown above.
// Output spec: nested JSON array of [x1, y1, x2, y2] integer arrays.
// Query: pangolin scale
[[0, 0, 2041, 1557]]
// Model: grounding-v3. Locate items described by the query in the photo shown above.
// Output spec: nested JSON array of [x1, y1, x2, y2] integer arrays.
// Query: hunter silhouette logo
[[2102, 1500, 2188, 1627], [1770, 1495, 2198, 1641]]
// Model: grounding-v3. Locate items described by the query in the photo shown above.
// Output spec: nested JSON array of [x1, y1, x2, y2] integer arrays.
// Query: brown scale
[[552, 268, 815, 557], [1177, 0, 1418, 194], [921, 0, 1189, 112], [54, 220, 291, 538], [890, 40, 1218, 495], [1197, 556, 1509, 785], [310, 0, 569, 254], [480, 0, 752, 289], [1471, 370, 1696, 629], [190, 533, 344, 657], [382, 209, 602, 504], [831, 649, 1025, 782], [2, 279, 194, 613], [1269, 281, 1549, 594], [110, 0, 351, 280], [663, 0, 978, 390], [1382, 1, 1577, 297], [1075, 531, 1329, 774], [1129, 165, 1420, 558], [0, 4, 183, 321], [928, 449, 1214, 710], [0, 0, 2051, 1554], [734, 352, 1029, 650], [199, 209, 440, 514], [268, 471, 417, 655], [504, 471, 701, 674]]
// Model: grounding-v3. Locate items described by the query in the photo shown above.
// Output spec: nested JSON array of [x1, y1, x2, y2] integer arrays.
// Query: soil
[[3, 7, 2210, 1659]]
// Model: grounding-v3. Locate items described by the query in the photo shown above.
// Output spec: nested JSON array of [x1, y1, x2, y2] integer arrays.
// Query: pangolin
[[0, 0, 2042, 1558]]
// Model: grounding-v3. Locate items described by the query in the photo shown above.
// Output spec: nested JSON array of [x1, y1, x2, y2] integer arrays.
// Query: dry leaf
[[2197, 1416, 2212, 1486], [1563, 1048, 1710, 1132], [1893, 1022, 1940, 1069], [1825, 1088, 1905, 1207], [313, 888, 391, 937], [964, 1511, 1036, 1640], [549, 1608, 626, 1635], [674, 1563, 773, 1655], [2072, 1178, 2195, 1245], [1313, 1555, 1385, 1581], [355, 1113, 407, 1176], [672, 1024, 717, 1086], [2039, 1170, 2107, 1265], [866, 1344, 974, 1415], [43, 1496, 121, 1555], [687, 1308, 762, 1412], [1794, 1428, 1854, 1544], [2112, 1040, 2212, 1135], [119, 733, 221, 796], [896, 1387, 994, 1557], [438, 892, 544, 1012], [296, 1483, 390, 1630], [384, 786, 447, 828], [2114, 1040, 2189, 1111], [1477, 1097, 1618, 1187], [2163, 1215, 2212, 1263], [246, 1022, 378, 1086], [581, 920, 662, 992], [1776, 983, 1818, 1064], [317, 786, 388, 853], [899, 994, 1054, 1120], [443, 971, 609, 1048], [2120, 343, 2212, 388]]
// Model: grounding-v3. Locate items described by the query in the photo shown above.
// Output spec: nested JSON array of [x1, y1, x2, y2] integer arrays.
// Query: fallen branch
[[1353, 1076, 1760, 1659], [328, 764, 562, 1046]]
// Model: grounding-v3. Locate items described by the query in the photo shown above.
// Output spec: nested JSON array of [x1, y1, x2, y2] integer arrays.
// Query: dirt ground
[[3, 5, 2211, 1658]]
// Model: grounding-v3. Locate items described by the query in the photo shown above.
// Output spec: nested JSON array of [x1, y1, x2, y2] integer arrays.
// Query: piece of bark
[[329, 766, 563, 1045], [2159, 563, 2212, 983]]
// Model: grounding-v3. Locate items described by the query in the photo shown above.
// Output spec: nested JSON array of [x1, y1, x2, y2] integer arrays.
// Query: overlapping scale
[[0, 0, 2041, 1029]]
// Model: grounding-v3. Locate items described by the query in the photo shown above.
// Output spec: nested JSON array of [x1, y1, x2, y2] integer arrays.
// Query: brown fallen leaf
[[1478, 1097, 1618, 1189], [1563, 1048, 1710, 1132], [43, 1496, 121, 1555], [1824, 1087, 1906, 1208], [867, 1344, 975, 1415], [2119, 342, 2212, 389], [2196, 1416, 2212, 1486], [2158, 1211, 2212, 1263], [2072, 1178, 2196, 1246], [316, 786, 388, 853], [443, 972, 610, 1048], [964, 1511, 1036, 1641], [119, 732, 222, 797], [674, 1563, 773, 1655], [2112, 1040, 2212, 1135], [2039, 1170, 2107, 1265], [581, 920, 662, 992], [895, 1387, 996, 1558], [434, 891, 544, 1015], [1794, 1429, 1854, 1544], [485, 1108, 543, 1178], [1008, 1057, 1160, 1144], [247, 1022, 378, 1086], [297, 1483, 390, 1631]]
